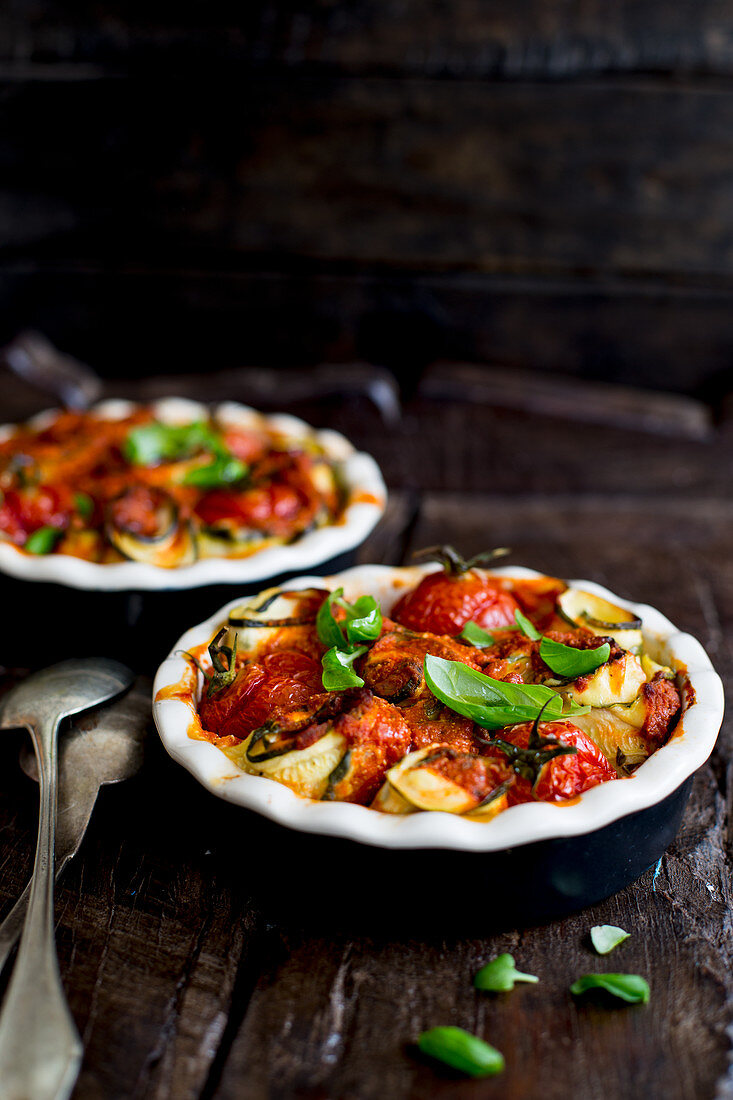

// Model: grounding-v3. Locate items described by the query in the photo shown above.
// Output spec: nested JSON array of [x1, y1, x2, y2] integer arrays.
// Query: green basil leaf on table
[[457, 620, 496, 648], [570, 973, 649, 1004], [474, 953, 539, 992], [417, 1027, 505, 1078], [424, 655, 589, 730], [590, 926, 630, 955], [24, 526, 62, 555], [540, 637, 611, 678], [321, 645, 368, 691], [183, 455, 248, 488], [514, 609, 541, 640]]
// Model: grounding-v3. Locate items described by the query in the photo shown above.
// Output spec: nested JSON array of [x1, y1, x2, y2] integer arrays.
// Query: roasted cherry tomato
[[199, 650, 324, 742], [484, 719, 617, 804], [391, 546, 520, 635], [0, 486, 74, 544]]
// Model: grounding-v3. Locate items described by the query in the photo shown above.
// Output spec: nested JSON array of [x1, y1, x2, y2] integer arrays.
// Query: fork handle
[[0, 715, 83, 1100], [0, 783, 100, 972]]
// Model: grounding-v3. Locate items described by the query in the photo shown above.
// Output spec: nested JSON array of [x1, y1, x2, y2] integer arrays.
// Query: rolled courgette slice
[[386, 746, 509, 816], [568, 709, 650, 772], [195, 528, 280, 561], [225, 586, 325, 656], [557, 588, 643, 653], [226, 729, 347, 800], [371, 781, 418, 815], [106, 492, 196, 568], [387, 748, 478, 813], [564, 651, 646, 707]]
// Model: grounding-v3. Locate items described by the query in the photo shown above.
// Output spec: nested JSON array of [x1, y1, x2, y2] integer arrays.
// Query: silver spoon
[[0, 658, 133, 1100], [0, 678, 148, 976]]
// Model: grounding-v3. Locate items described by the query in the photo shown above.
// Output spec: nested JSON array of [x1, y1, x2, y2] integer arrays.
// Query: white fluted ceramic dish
[[0, 398, 386, 591], [153, 563, 724, 852]]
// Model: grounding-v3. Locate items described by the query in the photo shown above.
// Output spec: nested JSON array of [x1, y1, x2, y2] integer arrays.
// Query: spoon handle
[[0, 782, 101, 975], [0, 715, 83, 1100]]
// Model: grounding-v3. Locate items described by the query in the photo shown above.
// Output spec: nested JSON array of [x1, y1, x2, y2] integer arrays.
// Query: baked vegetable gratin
[[0, 405, 344, 566], [182, 548, 684, 819]]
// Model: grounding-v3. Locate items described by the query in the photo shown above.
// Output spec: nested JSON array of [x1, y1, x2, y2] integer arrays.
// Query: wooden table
[[0, 367, 731, 1099]]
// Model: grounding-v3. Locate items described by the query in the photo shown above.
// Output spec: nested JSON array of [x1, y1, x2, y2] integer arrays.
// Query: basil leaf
[[316, 588, 349, 649], [474, 953, 539, 992], [124, 421, 220, 466], [417, 1027, 504, 1078], [73, 492, 94, 520], [590, 925, 630, 955], [458, 621, 495, 648], [183, 455, 248, 488], [343, 595, 382, 644], [321, 645, 367, 690], [25, 526, 62, 555], [570, 973, 649, 1004], [514, 609, 541, 640], [424, 655, 589, 730], [317, 589, 383, 649], [540, 637, 611, 678]]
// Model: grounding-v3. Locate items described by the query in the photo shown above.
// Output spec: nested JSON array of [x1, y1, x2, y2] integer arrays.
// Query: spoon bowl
[[0, 658, 134, 731]]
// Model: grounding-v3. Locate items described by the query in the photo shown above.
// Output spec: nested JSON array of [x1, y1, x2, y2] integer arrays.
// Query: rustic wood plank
[[5, 1, 733, 79], [420, 362, 713, 440], [7, 76, 733, 282], [127, 76, 733, 280], [4, 266, 733, 398]]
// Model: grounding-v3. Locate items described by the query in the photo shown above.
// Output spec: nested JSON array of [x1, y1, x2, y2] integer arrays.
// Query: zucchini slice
[[387, 748, 479, 813], [386, 746, 509, 816], [226, 729, 347, 800], [568, 709, 650, 772], [225, 586, 325, 656], [371, 781, 418, 814], [106, 491, 196, 568], [196, 528, 281, 560], [564, 652, 646, 707], [557, 588, 643, 653]]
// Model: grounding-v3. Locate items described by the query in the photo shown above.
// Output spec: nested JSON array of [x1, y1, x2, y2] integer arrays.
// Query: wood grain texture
[[0, 386, 730, 1098], [4, 1, 733, 79]]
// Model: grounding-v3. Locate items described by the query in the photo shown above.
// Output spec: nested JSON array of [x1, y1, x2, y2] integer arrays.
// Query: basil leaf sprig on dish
[[463, 606, 611, 681], [182, 454, 247, 489], [474, 953, 539, 993], [457, 620, 497, 648], [514, 608, 541, 641], [570, 973, 649, 1004], [417, 1027, 505, 1078], [539, 636, 611, 678], [124, 420, 248, 489], [24, 526, 63, 555], [514, 608, 611, 678], [316, 588, 383, 690], [125, 421, 219, 466], [424, 654, 589, 731]]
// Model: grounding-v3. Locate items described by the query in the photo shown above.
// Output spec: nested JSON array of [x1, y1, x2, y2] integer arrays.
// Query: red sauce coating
[[0, 410, 341, 562]]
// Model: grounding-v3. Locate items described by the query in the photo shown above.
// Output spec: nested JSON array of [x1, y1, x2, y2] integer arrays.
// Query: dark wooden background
[[4, 2, 733, 395]]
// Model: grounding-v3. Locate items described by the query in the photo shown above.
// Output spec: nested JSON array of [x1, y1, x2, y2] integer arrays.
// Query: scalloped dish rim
[[0, 398, 387, 591], [152, 563, 725, 852]]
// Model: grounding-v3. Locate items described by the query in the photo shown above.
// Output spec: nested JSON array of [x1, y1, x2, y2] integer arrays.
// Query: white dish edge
[[152, 563, 725, 851], [0, 398, 386, 591]]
